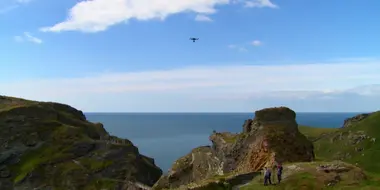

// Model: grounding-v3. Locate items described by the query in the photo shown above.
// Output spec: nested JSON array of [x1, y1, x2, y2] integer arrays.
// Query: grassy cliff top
[[240, 161, 379, 190], [313, 111, 380, 175], [298, 125, 339, 142], [0, 96, 34, 109], [0, 95, 162, 189]]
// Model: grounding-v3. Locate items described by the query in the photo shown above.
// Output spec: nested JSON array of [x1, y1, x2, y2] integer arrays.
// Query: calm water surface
[[86, 112, 359, 172]]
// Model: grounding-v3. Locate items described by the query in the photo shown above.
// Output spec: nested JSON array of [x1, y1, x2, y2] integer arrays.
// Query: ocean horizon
[[86, 112, 362, 172]]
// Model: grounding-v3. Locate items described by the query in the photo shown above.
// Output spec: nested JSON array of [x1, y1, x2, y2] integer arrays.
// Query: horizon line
[[84, 111, 367, 114]]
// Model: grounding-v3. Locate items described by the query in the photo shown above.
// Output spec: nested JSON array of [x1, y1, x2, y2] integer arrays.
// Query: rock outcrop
[[153, 107, 314, 189], [0, 96, 162, 190], [341, 113, 373, 128]]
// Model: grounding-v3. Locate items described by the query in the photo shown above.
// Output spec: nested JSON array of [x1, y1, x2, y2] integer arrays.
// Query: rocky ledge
[[341, 113, 373, 128], [153, 107, 315, 190], [0, 96, 162, 190]]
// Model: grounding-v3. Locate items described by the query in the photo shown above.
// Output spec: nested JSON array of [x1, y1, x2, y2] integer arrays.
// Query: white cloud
[[228, 44, 247, 52], [344, 84, 380, 96], [0, 5, 18, 14], [229, 39, 262, 51], [24, 32, 43, 44], [40, 0, 278, 33], [0, 0, 33, 14], [251, 40, 262, 46], [1, 59, 380, 112], [14, 32, 43, 44], [245, 0, 278, 8], [195, 14, 213, 22], [228, 44, 237, 49]]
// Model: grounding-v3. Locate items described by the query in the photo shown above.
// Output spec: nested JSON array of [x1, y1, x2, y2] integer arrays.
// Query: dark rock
[[0, 180, 13, 190], [242, 119, 253, 133], [66, 142, 96, 157], [0, 153, 14, 165], [24, 132, 39, 147], [0, 168, 10, 178], [254, 107, 296, 122], [355, 147, 364, 152]]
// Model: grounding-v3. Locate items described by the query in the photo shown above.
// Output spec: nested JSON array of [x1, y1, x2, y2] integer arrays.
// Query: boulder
[[0, 168, 10, 178]]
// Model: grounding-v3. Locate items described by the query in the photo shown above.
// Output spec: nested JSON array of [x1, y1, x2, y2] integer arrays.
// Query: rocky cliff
[[153, 107, 315, 189], [341, 113, 373, 128], [0, 96, 162, 190]]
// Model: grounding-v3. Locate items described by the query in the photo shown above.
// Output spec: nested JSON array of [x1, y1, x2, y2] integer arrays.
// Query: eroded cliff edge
[[0, 96, 162, 190], [153, 107, 315, 189]]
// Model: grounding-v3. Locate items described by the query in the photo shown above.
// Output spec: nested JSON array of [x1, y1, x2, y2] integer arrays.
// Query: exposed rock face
[[242, 119, 252, 133], [153, 146, 223, 190], [153, 107, 314, 189], [342, 113, 372, 128], [0, 96, 162, 190]]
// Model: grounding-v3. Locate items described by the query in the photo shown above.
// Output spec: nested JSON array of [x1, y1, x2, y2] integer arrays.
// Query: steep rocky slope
[[0, 96, 162, 190], [153, 107, 315, 189]]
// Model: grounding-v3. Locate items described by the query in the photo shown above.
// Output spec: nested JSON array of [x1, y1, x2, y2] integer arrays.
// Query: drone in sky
[[189, 37, 199, 42]]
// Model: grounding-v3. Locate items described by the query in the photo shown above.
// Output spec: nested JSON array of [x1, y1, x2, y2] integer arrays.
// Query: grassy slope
[[313, 111, 380, 175], [0, 96, 160, 189], [240, 161, 380, 190], [298, 125, 339, 142], [0, 98, 114, 188]]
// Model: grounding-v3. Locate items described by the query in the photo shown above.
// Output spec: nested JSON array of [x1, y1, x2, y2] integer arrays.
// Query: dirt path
[[227, 172, 261, 190]]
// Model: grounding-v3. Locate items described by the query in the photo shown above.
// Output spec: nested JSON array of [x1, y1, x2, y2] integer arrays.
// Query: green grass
[[84, 178, 118, 190], [11, 144, 62, 183], [239, 161, 380, 190], [0, 96, 36, 111], [78, 157, 114, 171], [298, 125, 338, 141], [10, 123, 98, 184], [241, 172, 320, 190], [313, 111, 380, 174]]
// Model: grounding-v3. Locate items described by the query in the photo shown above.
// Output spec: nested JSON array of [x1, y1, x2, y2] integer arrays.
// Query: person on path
[[263, 167, 272, 186], [277, 163, 283, 184]]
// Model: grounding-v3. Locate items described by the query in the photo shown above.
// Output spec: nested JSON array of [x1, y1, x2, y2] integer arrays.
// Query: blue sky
[[1, 0, 380, 112]]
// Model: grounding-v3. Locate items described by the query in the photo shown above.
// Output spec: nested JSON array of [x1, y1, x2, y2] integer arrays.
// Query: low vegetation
[[240, 161, 379, 190], [0, 96, 162, 190], [298, 125, 339, 141], [313, 111, 380, 174]]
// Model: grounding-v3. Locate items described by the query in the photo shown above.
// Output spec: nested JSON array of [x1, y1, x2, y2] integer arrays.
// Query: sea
[[85, 112, 359, 173]]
